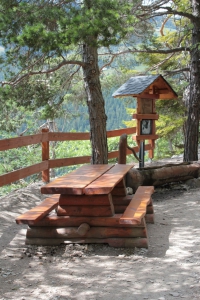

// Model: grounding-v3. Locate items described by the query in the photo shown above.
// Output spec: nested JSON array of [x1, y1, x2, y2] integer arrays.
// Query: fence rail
[[0, 127, 153, 187]]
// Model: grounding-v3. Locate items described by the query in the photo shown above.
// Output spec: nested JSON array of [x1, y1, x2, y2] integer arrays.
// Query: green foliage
[[0, 135, 42, 196], [0, 0, 137, 58]]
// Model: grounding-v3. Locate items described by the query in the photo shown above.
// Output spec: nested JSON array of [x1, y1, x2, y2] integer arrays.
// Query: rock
[[169, 292, 180, 297], [185, 178, 198, 188], [86, 245, 94, 252], [126, 187, 133, 195]]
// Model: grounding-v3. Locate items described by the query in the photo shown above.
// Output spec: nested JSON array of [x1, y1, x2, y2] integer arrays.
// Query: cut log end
[[77, 223, 90, 236]]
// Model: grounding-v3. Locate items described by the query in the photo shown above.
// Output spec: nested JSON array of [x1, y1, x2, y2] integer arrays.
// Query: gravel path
[[0, 178, 200, 300]]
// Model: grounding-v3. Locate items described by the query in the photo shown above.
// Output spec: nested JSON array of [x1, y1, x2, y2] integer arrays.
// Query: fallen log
[[126, 162, 200, 192]]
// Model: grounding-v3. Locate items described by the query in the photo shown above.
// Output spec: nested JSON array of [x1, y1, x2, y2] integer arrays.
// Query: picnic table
[[16, 164, 154, 248]]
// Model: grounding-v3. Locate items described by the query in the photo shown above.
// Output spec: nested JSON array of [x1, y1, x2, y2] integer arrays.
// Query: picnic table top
[[41, 164, 134, 195]]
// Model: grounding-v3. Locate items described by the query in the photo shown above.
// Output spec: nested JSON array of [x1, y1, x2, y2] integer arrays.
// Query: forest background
[[0, 0, 196, 195]]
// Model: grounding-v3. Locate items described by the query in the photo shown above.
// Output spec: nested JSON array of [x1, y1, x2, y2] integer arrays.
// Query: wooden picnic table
[[16, 164, 155, 248]]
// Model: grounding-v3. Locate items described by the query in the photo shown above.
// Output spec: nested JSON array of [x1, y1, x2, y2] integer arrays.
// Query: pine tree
[[0, 0, 138, 164]]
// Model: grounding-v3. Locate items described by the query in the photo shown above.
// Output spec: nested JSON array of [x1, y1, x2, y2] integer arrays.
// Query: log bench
[[16, 195, 59, 225], [119, 186, 154, 224], [16, 164, 155, 248]]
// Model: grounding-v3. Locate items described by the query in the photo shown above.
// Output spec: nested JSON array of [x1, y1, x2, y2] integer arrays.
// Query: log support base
[[25, 213, 151, 248], [18, 188, 155, 249], [25, 237, 148, 248]]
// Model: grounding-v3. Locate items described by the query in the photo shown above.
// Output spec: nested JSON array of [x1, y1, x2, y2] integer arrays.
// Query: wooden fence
[[0, 127, 153, 187]]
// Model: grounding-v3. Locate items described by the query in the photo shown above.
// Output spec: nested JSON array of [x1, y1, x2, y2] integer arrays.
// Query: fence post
[[42, 128, 50, 182], [118, 134, 127, 164]]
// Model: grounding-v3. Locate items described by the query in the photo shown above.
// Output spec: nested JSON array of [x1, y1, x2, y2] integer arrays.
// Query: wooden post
[[139, 140, 145, 168], [42, 128, 50, 182], [149, 99, 156, 159], [118, 134, 127, 164]]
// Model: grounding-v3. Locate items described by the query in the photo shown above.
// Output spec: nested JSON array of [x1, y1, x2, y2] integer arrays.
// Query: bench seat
[[16, 195, 59, 225], [119, 186, 154, 224]]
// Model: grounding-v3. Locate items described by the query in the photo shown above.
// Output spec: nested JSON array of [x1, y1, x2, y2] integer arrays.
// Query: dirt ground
[[1, 160, 200, 300]]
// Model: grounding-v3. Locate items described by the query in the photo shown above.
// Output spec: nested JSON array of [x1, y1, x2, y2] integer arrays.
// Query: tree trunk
[[82, 40, 108, 164], [184, 0, 200, 161]]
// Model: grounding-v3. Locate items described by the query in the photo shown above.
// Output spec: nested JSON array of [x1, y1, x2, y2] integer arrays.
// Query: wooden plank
[[28, 213, 146, 227], [106, 127, 136, 138], [147, 205, 154, 214], [112, 195, 132, 206], [132, 114, 159, 120], [84, 164, 134, 195], [42, 128, 50, 182], [114, 200, 154, 215], [132, 134, 159, 141], [25, 237, 148, 248], [111, 178, 127, 196], [108, 150, 119, 159], [113, 198, 154, 213], [41, 175, 96, 195], [111, 187, 127, 196], [139, 93, 158, 100], [26, 226, 147, 239], [41, 164, 114, 195], [0, 128, 136, 152], [15, 195, 59, 225], [49, 156, 91, 168], [0, 161, 49, 187], [48, 128, 137, 141], [145, 214, 154, 224], [48, 132, 90, 141], [158, 93, 178, 99], [59, 194, 113, 206], [56, 205, 114, 217], [0, 133, 48, 151], [49, 151, 138, 168], [135, 186, 154, 195], [114, 205, 127, 213], [119, 186, 154, 224]]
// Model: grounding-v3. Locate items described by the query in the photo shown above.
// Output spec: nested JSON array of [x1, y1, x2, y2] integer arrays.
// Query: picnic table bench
[[16, 164, 154, 248]]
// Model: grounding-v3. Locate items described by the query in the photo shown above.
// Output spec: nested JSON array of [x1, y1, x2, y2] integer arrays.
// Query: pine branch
[[163, 68, 190, 75], [100, 46, 190, 58], [1, 59, 85, 86], [100, 54, 118, 72]]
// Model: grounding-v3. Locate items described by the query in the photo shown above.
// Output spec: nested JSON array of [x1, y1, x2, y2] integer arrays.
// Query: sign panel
[[141, 119, 152, 135]]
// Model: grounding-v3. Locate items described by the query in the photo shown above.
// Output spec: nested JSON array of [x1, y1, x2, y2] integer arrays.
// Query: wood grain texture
[[15, 195, 59, 225], [42, 128, 50, 182], [119, 186, 154, 224], [0, 133, 48, 151], [59, 194, 113, 206], [77, 223, 90, 236], [132, 134, 159, 141], [111, 178, 127, 196], [28, 213, 146, 227], [56, 204, 114, 217], [84, 164, 133, 195], [145, 214, 154, 224], [41, 164, 114, 195], [112, 195, 132, 206], [132, 114, 159, 120], [0, 161, 49, 187], [26, 226, 147, 239], [25, 237, 148, 248]]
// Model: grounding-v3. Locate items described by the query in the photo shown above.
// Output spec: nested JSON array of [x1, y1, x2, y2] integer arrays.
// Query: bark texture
[[184, 0, 200, 161], [126, 162, 200, 192], [82, 41, 108, 164]]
